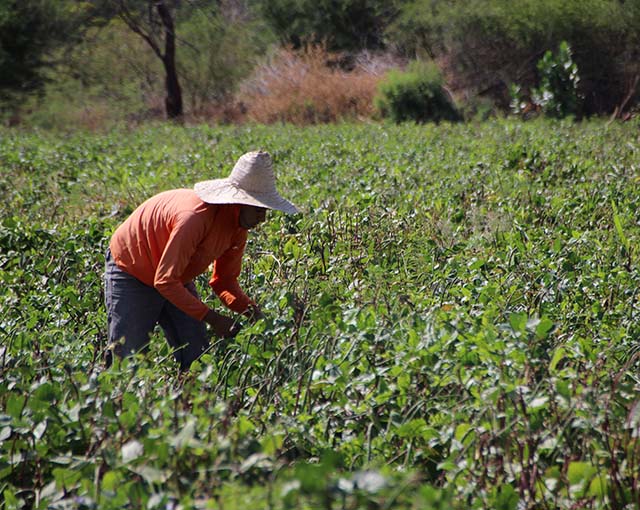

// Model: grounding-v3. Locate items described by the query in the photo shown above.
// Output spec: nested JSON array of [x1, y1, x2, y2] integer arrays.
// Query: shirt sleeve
[[209, 230, 254, 313], [154, 213, 210, 321]]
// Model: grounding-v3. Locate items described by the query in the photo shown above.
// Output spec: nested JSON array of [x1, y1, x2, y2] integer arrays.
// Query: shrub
[[375, 61, 460, 123], [510, 41, 583, 119], [388, 0, 640, 116], [237, 44, 391, 125], [532, 41, 583, 118], [533, 41, 581, 118]]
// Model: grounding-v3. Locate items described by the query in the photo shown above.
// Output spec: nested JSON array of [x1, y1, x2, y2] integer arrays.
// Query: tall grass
[[236, 45, 394, 125]]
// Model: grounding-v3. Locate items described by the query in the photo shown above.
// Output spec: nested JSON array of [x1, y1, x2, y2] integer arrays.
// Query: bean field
[[1, 120, 639, 509]]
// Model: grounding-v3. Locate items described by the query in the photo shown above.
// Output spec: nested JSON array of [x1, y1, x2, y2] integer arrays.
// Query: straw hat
[[194, 151, 299, 214]]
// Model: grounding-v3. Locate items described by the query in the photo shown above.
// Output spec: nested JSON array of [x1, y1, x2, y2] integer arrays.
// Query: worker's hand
[[204, 310, 241, 338], [244, 304, 265, 324]]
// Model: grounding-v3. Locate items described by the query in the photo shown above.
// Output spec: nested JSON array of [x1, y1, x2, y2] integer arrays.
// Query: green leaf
[[102, 471, 121, 491], [454, 423, 473, 443], [397, 418, 427, 439], [6, 394, 25, 419], [33, 420, 47, 440], [52, 467, 82, 489], [32, 382, 56, 402], [588, 475, 608, 497], [611, 201, 630, 250], [235, 416, 255, 437], [121, 440, 143, 464], [567, 461, 596, 484], [3, 488, 20, 509], [567, 461, 597, 496], [549, 347, 566, 372], [260, 432, 284, 456], [492, 484, 519, 510], [0, 426, 11, 441], [509, 312, 528, 333], [534, 317, 554, 339]]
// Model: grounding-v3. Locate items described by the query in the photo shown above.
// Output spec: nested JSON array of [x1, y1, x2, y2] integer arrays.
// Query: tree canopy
[[0, 1, 69, 101]]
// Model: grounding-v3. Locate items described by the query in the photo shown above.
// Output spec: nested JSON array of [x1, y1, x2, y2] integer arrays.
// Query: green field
[[1, 120, 639, 509]]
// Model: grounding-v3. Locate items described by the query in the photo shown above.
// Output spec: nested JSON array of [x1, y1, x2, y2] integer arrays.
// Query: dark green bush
[[511, 41, 583, 119], [375, 61, 460, 123], [532, 41, 583, 118]]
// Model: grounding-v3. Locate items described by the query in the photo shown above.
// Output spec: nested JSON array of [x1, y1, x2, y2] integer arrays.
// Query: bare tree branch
[[117, 0, 163, 59]]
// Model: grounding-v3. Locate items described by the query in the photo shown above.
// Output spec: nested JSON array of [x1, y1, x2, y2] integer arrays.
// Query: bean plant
[[0, 119, 639, 509]]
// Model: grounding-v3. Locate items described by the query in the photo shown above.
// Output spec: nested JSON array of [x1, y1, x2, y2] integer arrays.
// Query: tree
[[104, 0, 185, 120], [255, 0, 400, 52], [177, 6, 274, 113], [0, 1, 74, 105], [0, 0, 125, 115]]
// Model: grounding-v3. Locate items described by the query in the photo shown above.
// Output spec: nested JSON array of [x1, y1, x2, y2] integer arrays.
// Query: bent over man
[[104, 151, 299, 369]]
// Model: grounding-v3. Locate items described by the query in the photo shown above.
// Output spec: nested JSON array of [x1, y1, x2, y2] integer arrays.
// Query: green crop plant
[[1, 119, 639, 509]]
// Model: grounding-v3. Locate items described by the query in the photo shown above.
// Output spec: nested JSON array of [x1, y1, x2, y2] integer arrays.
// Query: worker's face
[[239, 205, 267, 230]]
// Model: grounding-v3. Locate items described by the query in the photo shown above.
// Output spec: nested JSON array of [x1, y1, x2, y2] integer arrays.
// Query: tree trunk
[[162, 55, 183, 120], [156, 1, 183, 120]]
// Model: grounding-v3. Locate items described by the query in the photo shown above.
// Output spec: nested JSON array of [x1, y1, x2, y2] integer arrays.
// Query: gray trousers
[[104, 249, 209, 370]]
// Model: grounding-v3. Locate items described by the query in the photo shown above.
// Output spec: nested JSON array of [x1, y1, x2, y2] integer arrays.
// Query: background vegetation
[[1, 120, 639, 509], [1, 0, 639, 127]]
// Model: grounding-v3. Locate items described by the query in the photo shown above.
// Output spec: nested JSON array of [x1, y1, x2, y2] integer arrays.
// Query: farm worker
[[104, 151, 299, 370]]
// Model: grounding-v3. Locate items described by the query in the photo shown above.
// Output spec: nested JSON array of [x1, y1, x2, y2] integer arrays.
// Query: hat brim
[[194, 178, 300, 214]]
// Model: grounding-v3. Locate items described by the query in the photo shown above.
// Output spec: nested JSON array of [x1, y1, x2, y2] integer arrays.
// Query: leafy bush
[[510, 41, 583, 119], [375, 61, 460, 123], [531, 41, 583, 118], [388, 0, 640, 115]]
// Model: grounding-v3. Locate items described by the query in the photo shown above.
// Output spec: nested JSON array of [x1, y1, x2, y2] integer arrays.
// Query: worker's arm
[[209, 229, 256, 314]]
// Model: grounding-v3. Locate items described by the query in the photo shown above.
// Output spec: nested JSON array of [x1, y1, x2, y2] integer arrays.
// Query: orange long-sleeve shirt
[[109, 189, 253, 320]]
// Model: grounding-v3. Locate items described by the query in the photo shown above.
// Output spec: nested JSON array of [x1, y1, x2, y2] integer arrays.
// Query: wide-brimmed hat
[[194, 151, 299, 214]]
